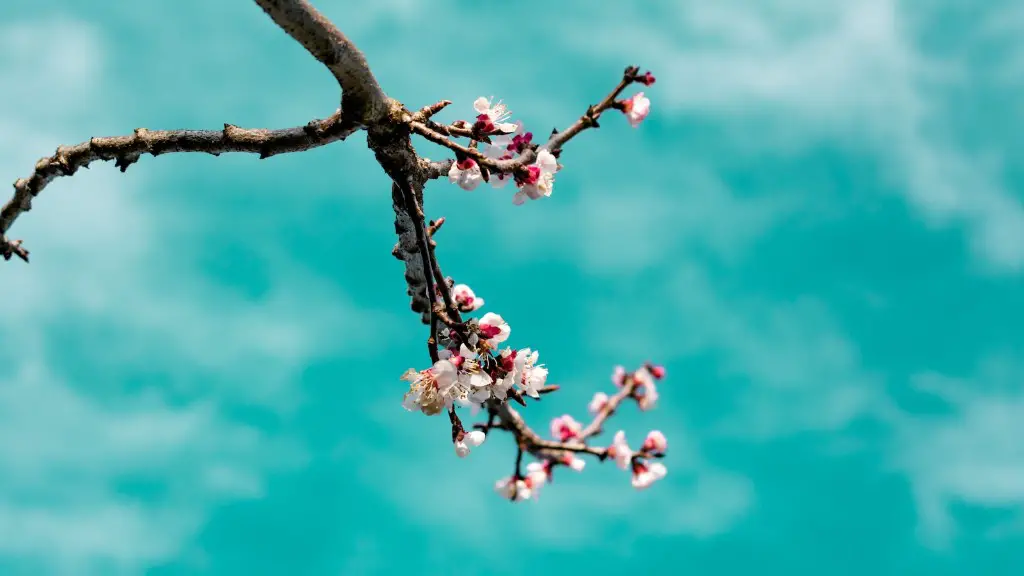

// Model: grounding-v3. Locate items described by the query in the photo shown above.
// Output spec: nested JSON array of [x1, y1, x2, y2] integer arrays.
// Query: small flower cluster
[[494, 452, 587, 502], [400, 284, 550, 455], [607, 363, 661, 411], [609, 429, 668, 490], [494, 363, 669, 502], [448, 100, 560, 206], [449, 70, 655, 203]]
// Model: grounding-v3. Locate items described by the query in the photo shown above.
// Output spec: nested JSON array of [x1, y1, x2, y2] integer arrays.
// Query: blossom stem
[[448, 407, 465, 443], [513, 443, 524, 478]]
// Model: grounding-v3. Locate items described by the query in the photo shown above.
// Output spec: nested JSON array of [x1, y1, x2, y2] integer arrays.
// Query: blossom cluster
[[401, 66, 663, 502], [448, 71, 654, 204], [401, 283, 549, 454], [494, 364, 669, 502]]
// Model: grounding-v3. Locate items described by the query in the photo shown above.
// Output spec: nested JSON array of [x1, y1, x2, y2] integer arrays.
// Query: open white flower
[[550, 414, 583, 442], [455, 430, 487, 458], [560, 454, 586, 471], [621, 91, 651, 127], [400, 359, 458, 416], [642, 430, 667, 454], [634, 367, 659, 411], [495, 475, 533, 501], [513, 347, 547, 398], [448, 157, 482, 191], [588, 391, 609, 416], [478, 312, 510, 346], [473, 96, 517, 134], [452, 283, 484, 312], [513, 148, 558, 205], [631, 461, 667, 490]]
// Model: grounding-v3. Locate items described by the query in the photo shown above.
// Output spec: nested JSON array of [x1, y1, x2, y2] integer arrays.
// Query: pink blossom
[[621, 92, 651, 128], [526, 461, 551, 490], [483, 145, 516, 189], [550, 414, 583, 442], [607, 430, 633, 470], [448, 157, 482, 191], [473, 96, 517, 134], [642, 430, 667, 454], [648, 363, 666, 379], [488, 120, 524, 150], [477, 312, 510, 345], [499, 347, 518, 372], [452, 283, 484, 312], [560, 454, 586, 471], [509, 131, 533, 154], [514, 347, 547, 398], [513, 148, 558, 205], [611, 365, 627, 387], [588, 391, 609, 416], [495, 475, 534, 501], [400, 359, 459, 415], [631, 461, 667, 490], [634, 368, 659, 411]]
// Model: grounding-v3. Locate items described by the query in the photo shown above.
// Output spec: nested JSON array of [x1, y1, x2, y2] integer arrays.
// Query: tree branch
[[421, 158, 454, 181], [394, 177, 440, 362], [1, 110, 355, 263], [253, 0, 389, 125], [409, 66, 647, 177], [6, 0, 665, 501], [491, 367, 650, 461]]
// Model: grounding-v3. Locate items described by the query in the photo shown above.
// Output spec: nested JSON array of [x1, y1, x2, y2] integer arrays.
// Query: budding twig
[[411, 99, 453, 123], [407, 65, 648, 180], [489, 367, 653, 462]]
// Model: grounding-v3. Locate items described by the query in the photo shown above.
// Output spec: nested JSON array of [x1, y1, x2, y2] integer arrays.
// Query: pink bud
[[611, 366, 627, 387], [642, 430, 667, 453]]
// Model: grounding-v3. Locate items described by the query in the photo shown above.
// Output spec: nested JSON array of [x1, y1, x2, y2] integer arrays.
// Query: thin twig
[[490, 369, 648, 462], [411, 100, 452, 123]]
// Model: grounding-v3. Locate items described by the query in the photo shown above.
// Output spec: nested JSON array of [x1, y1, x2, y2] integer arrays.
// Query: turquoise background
[[1, 1, 1023, 574]]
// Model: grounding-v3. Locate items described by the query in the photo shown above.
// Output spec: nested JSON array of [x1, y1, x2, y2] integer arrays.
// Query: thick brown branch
[[1, 110, 355, 262], [253, 0, 389, 125], [368, 120, 436, 325], [395, 177, 440, 362], [388, 181, 432, 324], [420, 158, 454, 181]]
